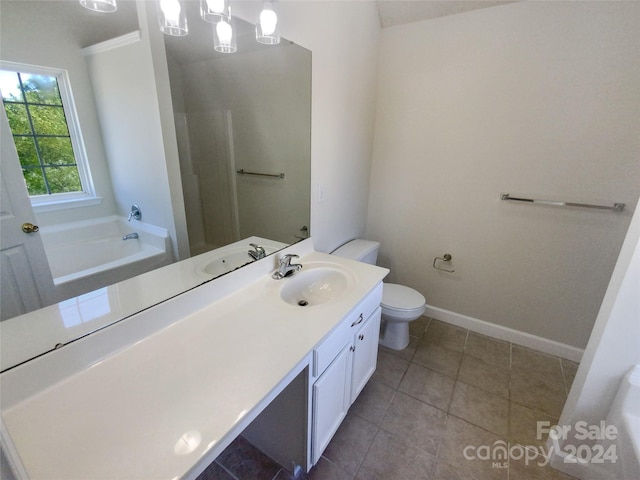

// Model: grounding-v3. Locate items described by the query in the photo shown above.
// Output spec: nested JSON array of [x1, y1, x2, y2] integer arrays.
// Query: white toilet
[[332, 239, 426, 350]]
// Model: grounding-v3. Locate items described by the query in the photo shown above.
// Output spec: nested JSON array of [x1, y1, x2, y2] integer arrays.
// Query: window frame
[[0, 61, 99, 211]]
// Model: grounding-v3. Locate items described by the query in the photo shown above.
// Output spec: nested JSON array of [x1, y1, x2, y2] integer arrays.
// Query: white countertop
[[0, 236, 288, 371], [0, 240, 388, 480]]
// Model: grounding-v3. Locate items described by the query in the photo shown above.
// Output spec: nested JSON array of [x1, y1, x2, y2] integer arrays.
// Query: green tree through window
[[1, 70, 82, 196]]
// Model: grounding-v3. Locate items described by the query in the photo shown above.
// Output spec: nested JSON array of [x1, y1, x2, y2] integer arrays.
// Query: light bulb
[[213, 5, 236, 52], [259, 9, 277, 36], [160, 0, 181, 27], [79, 0, 117, 13], [201, 0, 227, 23], [256, 2, 280, 44], [206, 0, 225, 14], [216, 20, 232, 46]]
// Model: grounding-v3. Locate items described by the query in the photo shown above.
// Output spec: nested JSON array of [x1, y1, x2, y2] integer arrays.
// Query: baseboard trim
[[424, 305, 584, 362]]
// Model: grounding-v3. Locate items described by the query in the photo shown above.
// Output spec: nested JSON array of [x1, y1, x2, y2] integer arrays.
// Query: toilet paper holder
[[433, 254, 455, 273]]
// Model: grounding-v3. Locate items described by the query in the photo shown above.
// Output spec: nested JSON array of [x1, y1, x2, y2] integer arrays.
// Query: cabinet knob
[[358, 334, 364, 341], [351, 313, 364, 327], [350, 345, 355, 352]]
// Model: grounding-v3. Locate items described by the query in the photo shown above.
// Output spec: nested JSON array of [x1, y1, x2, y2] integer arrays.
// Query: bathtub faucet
[[122, 232, 139, 241]]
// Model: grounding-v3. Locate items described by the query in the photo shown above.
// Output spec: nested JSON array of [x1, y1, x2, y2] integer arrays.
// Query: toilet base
[[378, 320, 410, 350]]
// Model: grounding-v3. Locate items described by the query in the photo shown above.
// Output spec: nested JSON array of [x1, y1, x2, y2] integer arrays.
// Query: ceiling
[[3, 1, 518, 54], [0, 1, 139, 48], [376, 1, 517, 28]]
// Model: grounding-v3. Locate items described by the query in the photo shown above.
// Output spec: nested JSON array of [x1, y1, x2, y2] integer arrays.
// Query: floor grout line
[[200, 317, 577, 480]]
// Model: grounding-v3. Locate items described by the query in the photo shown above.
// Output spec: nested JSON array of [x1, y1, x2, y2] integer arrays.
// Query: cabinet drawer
[[313, 282, 383, 377], [351, 282, 383, 329], [313, 321, 350, 378]]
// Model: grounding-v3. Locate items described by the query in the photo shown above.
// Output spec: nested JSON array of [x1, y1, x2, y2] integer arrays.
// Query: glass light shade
[[256, 1, 280, 45], [79, 0, 117, 13], [213, 16, 237, 53], [200, 0, 228, 23], [158, 0, 188, 36]]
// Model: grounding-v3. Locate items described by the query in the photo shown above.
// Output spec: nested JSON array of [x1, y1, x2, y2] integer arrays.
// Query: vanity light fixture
[[213, 7, 237, 53], [200, 0, 229, 23], [79, 0, 117, 13], [146, 0, 286, 50], [158, 0, 188, 36], [256, 1, 280, 45]]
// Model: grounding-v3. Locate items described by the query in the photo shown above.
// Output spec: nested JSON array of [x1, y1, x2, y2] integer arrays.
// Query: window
[[0, 63, 96, 208]]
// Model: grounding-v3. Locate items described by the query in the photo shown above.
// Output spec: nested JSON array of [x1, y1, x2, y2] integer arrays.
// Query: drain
[[297, 300, 309, 307]]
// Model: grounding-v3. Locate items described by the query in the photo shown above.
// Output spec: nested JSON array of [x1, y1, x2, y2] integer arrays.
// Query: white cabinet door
[[311, 343, 351, 464], [350, 307, 381, 404]]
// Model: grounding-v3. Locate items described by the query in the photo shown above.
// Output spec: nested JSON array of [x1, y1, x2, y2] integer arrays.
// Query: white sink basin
[[195, 238, 288, 278], [201, 250, 254, 277], [280, 266, 356, 307]]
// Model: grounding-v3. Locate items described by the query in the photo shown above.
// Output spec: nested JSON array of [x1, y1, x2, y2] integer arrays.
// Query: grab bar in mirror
[[500, 193, 625, 212], [237, 169, 285, 179]]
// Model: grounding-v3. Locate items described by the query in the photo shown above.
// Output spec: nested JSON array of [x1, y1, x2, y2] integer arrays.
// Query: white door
[[0, 111, 56, 320]]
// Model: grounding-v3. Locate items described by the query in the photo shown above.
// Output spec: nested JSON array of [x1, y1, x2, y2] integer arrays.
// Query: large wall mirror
[[0, 0, 311, 370]]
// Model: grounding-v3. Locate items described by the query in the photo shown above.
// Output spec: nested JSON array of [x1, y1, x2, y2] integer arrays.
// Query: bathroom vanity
[[0, 239, 388, 479]]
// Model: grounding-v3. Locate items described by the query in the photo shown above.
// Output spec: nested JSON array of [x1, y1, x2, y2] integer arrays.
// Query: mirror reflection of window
[[0, 65, 94, 205]]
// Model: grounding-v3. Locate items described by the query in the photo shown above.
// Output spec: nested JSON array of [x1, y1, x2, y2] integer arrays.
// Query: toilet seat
[[381, 283, 426, 314]]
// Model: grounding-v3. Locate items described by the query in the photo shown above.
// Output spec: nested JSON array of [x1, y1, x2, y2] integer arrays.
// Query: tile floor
[[198, 317, 581, 480]]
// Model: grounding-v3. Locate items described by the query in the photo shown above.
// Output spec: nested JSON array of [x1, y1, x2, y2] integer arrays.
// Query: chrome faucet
[[122, 232, 139, 241], [248, 243, 266, 261], [272, 254, 302, 279]]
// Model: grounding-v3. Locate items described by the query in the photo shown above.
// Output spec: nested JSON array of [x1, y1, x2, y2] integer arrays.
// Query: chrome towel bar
[[236, 169, 285, 179], [500, 193, 625, 212]]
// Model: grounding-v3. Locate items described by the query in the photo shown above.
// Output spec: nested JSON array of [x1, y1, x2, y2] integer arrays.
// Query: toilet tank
[[331, 239, 380, 265]]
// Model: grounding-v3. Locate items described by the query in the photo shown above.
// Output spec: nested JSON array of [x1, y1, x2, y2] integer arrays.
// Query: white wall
[[85, 1, 190, 261], [233, 0, 382, 253], [366, 1, 640, 351], [0, 0, 117, 226], [142, 1, 191, 260], [85, 26, 182, 261]]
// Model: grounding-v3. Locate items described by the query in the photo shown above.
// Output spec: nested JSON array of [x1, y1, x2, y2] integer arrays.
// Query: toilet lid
[[382, 283, 426, 310]]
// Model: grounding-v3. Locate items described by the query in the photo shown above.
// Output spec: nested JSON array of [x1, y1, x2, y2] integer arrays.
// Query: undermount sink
[[280, 266, 356, 307]]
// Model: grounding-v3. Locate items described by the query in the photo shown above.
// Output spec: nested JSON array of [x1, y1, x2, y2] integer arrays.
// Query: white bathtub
[[40, 216, 173, 299], [576, 365, 640, 480], [601, 365, 640, 479]]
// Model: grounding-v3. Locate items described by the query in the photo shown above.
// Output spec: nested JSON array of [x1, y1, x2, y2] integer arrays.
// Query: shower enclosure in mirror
[[0, 0, 311, 370], [163, 1, 311, 255]]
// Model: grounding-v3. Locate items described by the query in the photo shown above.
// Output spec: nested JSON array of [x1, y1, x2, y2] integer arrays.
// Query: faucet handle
[[128, 204, 141, 222], [281, 253, 299, 264]]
